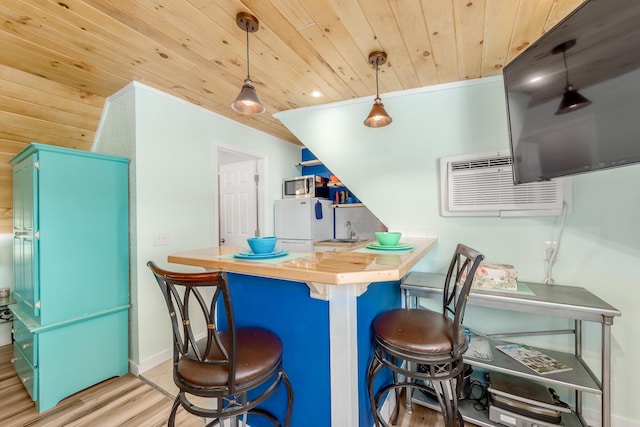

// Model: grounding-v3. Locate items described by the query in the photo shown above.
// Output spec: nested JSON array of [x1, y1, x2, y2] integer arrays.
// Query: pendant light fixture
[[231, 12, 265, 115], [552, 39, 592, 115], [364, 51, 392, 128]]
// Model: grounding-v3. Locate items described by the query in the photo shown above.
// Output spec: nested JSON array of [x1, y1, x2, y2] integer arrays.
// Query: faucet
[[346, 221, 356, 240]]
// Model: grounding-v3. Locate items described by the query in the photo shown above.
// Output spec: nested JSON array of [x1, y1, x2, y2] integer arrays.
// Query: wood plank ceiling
[[0, 0, 584, 232]]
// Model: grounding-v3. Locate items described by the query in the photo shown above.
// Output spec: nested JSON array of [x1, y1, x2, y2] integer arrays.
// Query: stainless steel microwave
[[282, 175, 330, 199]]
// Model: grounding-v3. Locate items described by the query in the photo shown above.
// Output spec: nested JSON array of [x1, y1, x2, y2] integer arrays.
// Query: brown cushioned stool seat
[[178, 327, 283, 387], [373, 309, 468, 356]]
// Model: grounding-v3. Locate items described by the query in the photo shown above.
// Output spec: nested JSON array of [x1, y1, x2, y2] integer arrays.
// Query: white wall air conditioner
[[440, 150, 571, 217]]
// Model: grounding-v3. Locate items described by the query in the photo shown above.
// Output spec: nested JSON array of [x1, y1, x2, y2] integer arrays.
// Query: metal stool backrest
[[442, 243, 485, 358], [147, 262, 238, 394]]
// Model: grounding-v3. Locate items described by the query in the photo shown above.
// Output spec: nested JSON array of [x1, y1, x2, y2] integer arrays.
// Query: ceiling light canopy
[[231, 12, 265, 115], [364, 51, 392, 128], [552, 39, 592, 115]]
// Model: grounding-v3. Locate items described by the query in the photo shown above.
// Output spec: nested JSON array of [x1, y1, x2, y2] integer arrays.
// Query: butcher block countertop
[[168, 237, 436, 286]]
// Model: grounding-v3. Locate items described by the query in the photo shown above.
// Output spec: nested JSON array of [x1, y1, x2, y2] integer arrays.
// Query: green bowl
[[375, 232, 402, 246]]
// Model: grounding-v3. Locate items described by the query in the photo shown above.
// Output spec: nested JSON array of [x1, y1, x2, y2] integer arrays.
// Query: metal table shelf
[[401, 272, 620, 427], [0, 296, 14, 324]]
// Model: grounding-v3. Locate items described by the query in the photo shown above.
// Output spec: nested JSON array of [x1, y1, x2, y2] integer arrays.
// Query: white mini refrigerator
[[274, 198, 333, 251]]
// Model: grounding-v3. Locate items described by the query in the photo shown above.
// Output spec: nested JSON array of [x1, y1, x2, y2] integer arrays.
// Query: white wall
[[0, 233, 13, 345], [334, 207, 386, 240], [275, 76, 640, 425], [93, 82, 301, 373]]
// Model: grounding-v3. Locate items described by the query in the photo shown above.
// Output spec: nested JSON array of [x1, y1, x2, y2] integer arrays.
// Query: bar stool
[[366, 244, 484, 426], [147, 262, 293, 426]]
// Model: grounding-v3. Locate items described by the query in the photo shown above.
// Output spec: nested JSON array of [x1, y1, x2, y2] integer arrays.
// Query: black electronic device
[[503, 0, 640, 184], [486, 372, 570, 427]]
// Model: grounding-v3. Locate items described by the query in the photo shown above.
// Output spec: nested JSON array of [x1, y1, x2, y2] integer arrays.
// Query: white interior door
[[219, 159, 258, 246]]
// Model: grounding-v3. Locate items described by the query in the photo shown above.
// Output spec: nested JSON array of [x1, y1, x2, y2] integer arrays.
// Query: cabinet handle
[[14, 231, 28, 237], [11, 328, 15, 334], [21, 343, 31, 350], [21, 376, 32, 383], [11, 358, 16, 363]]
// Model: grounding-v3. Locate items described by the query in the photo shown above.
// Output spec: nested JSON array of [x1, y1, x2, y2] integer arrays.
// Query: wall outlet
[[153, 231, 170, 246], [543, 240, 558, 261]]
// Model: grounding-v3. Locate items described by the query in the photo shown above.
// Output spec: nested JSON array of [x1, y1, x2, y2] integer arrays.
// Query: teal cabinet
[[9, 143, 129, 412]]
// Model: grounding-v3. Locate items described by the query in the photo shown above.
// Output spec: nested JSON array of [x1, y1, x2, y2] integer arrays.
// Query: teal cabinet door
[[35, 148, 129, 324]]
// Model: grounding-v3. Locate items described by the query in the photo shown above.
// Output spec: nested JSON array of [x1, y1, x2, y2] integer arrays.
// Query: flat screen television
[[503, 0, 640, 184]]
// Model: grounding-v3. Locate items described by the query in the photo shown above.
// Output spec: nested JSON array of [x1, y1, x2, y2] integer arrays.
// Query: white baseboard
[[582, 407, 640, 427], [132, 332, 206, 376], [129, 347, 172, 376]]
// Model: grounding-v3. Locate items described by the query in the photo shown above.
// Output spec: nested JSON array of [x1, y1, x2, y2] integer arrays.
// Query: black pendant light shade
[[364, 51, 392, 128], [552, 39, 592, 115], [556, 85, 592, 115], [231, 13, 265, 115]]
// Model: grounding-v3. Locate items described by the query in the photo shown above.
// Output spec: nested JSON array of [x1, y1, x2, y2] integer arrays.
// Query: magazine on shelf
[[466, 336, 493, 361], [495, 343, 573, 375]]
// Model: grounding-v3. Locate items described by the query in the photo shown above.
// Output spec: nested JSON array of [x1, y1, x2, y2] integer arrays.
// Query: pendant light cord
[[245, 27, 251, 80], [375, 63, 380, 99], [562, 50, 569, 87]]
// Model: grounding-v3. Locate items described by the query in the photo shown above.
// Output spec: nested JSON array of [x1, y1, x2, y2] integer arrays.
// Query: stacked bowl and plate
[[233, 236, 288, 259], [366, 232, 413, 251]]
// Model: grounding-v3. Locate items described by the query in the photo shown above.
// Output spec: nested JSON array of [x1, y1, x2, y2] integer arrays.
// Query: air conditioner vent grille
[[450, 170, 560, 207], [450, 155, 512, 171]]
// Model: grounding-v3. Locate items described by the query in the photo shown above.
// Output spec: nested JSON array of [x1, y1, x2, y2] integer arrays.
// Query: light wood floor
[[0, 343, 455, 426], [0, 345, 200, 426], [141, 359, 452, 427]]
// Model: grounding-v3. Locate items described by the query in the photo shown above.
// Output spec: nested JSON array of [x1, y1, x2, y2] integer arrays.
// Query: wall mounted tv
[[503, 0, 640, 184]]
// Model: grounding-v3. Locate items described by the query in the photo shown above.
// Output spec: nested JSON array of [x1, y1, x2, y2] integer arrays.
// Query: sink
[[315, 238, 369, 252], [319, 238, 361, 243]]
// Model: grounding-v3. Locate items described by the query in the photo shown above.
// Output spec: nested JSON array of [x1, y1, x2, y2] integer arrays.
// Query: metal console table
[[1, 296, 13, 324], [401, 272, 620, 427]]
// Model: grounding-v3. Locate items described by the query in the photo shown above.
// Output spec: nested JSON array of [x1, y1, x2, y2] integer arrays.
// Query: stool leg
[[282, 371, 294, 427], [367, 355, 384, 427], [168, 394, 181, 427], [450, 375, 464, 427], [404, 361, 414, 415], [432, 378, 463, 427], [389, 356, 401, 426]]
